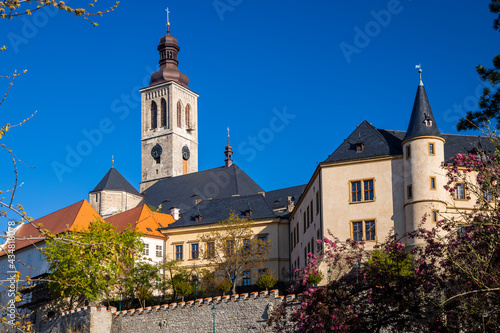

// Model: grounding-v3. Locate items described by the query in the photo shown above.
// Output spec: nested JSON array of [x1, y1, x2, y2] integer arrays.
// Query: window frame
[[206, 241, 215, 258], [455, 183, 467, 200], [191, 243, 199, 260], [175, 244, 183, 261], [156, 245, 163, 258], [428, 142, 435, 156], [431, 210, 438, 223], [349, 179, 375, 203], [406, 145, 411, 159], [350, 219, 377, 242], [407, 185, 413, 199], [243, 270, 251, 286], [430, 176, 436, 190], [143, 243, 149, 256]]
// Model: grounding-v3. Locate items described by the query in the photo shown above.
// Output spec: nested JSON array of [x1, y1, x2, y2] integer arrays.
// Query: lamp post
[[327, 268, 332, 284], [119, 286, 122, 312], [211, 304, 216, 333], [194, 272, 199, 299]]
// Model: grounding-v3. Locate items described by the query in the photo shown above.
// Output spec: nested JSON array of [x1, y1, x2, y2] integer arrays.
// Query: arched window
[[161, 98, 167, 128], [177, 100, 182, 128], [185, 104, 191, 129], [151, 101, 157, 129]]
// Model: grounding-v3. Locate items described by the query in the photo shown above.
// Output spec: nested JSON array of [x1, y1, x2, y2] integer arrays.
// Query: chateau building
[[289, 70, 495, 275]]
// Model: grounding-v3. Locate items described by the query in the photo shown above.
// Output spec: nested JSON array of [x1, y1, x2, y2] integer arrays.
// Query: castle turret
[[402, 68, 447, 245]]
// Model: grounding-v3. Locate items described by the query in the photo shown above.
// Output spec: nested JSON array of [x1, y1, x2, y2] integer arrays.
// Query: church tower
[[402, 68, 447, 246], [139, 21, 199, 192]]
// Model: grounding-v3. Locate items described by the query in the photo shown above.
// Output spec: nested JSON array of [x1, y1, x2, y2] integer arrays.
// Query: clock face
[[151, 144, 162, 159], [182, 146, 190, 160]]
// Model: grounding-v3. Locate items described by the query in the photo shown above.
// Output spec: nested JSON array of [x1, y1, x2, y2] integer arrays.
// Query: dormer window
[[355, 142, 364, 153], [245, 209, 253, 217], [423, 113, 433, 127], [194, 215, 202, 222]]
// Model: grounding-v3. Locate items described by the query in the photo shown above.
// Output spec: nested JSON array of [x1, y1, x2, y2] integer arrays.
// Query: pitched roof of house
[[0, 200, 101, 257], [403, 83, 441, 141], [161, 194, 277, 230], [141, 164, 264, 215], [264, 184, 307, 211], [90, 167, 140, 195], [105, 204, 174, 238], [323, 123, 496, 164]]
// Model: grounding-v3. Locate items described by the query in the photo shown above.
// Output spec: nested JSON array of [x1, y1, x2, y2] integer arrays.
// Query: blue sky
[[0, 0, 498, 227]]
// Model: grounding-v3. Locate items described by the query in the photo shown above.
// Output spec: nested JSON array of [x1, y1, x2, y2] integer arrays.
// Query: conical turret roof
[[91, 168, 140, 195], [403, 81, 441, 142]]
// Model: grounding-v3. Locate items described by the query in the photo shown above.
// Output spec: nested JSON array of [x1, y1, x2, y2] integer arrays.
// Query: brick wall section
[[38, 290, 294, 333]]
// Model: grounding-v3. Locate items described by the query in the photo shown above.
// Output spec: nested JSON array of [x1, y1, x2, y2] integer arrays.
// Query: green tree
[[43, 219, 143, 310], [457, 0, 500, 131], [257, 272, 278, 291], [121, 262, 160, 309], [198, 212, 272, 295]]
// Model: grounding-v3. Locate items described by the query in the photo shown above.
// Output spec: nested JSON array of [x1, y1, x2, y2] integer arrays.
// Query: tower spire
[[225, 127, 233, 168]]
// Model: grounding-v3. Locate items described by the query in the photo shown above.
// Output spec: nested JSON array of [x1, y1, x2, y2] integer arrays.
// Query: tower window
[[177, 100, 182, 128], [423, 113, 433, 127], [430, 177, 436, 190], [432, 210, 438, 223], [407, 185, 413, 199], [161, 98, 167, 128], [406, 145, 411, 159], [151, 101, 158, 129], [429, 143, 435, 155], [185, 104, 191, 129]]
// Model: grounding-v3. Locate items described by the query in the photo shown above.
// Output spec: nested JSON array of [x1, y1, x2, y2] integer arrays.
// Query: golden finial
[[112, 155, 114, 168], [227, 127, 230, 145], [415, 64, 423, 86]]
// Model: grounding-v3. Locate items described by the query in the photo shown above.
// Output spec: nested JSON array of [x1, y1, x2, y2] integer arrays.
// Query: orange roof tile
[[0, 200, 101, 257], [105, 205, 174, 238]]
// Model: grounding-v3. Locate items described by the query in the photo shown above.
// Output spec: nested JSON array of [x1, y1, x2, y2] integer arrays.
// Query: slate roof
[[0, 200, 100, 257], [91, 167, 140, 195], [324, 123, 497, 164], [141, 164, 264, 215], [161, 194, 277, 230], [264, 184, 307, 211], [403, 84, 441, 141]]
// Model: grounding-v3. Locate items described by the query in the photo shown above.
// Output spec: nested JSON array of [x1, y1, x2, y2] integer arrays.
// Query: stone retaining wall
[[38, 290, 297, 333]]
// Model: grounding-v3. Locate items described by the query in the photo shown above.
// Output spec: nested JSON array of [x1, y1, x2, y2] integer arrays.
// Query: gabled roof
[[324, 124, 497, 165], [161, 194, 277, 230], [90, 167, 140, 195], [324, 121, 402, 163], [142, 164, 264, 215], [264, 184, 307, 211], [403, 83, 441, 142], [105, 204, 173, 238], [0, 200, 101, 257]]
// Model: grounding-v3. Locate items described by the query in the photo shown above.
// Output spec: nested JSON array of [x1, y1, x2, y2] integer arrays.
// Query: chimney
[[170, 207, 180, 220]]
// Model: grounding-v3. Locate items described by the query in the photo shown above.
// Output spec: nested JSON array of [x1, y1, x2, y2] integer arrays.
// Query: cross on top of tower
[[166, 7, 171, 32]]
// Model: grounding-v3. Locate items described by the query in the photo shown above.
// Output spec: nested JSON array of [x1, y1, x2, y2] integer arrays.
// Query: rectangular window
[[156, 245, 163, 257], [406, 145, 411, 159], [317, 229, 321, 251], [243, 270, 251, 286], [175, 245, 183, 260], [455, 183, 466, 200], [310, 200, 313, 222], [298, 256, 300, 268], [307, 206, 311, 229], [432, 210, 438, 223], [143, 243, 149, 256], [351, 220, 376, 241], [304, 247, 308, 263], [259, 269, 266, 276], [407, 185, 413, 199], [316, 191, 320, 214], [303, 212, 306, 233], [351, 181, 362, 202], [350, 179, 375, 202], [364, 180, 374, 201], [226, 240, 235, 256], [483, 189, 493, 201], [430, 177, 436, 190], [429, 143, 435, 155], [191, 243, 199, 259], [206, 242, 215, 258], [296, 226, 299, 243], [258, 235, 267, 242]]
